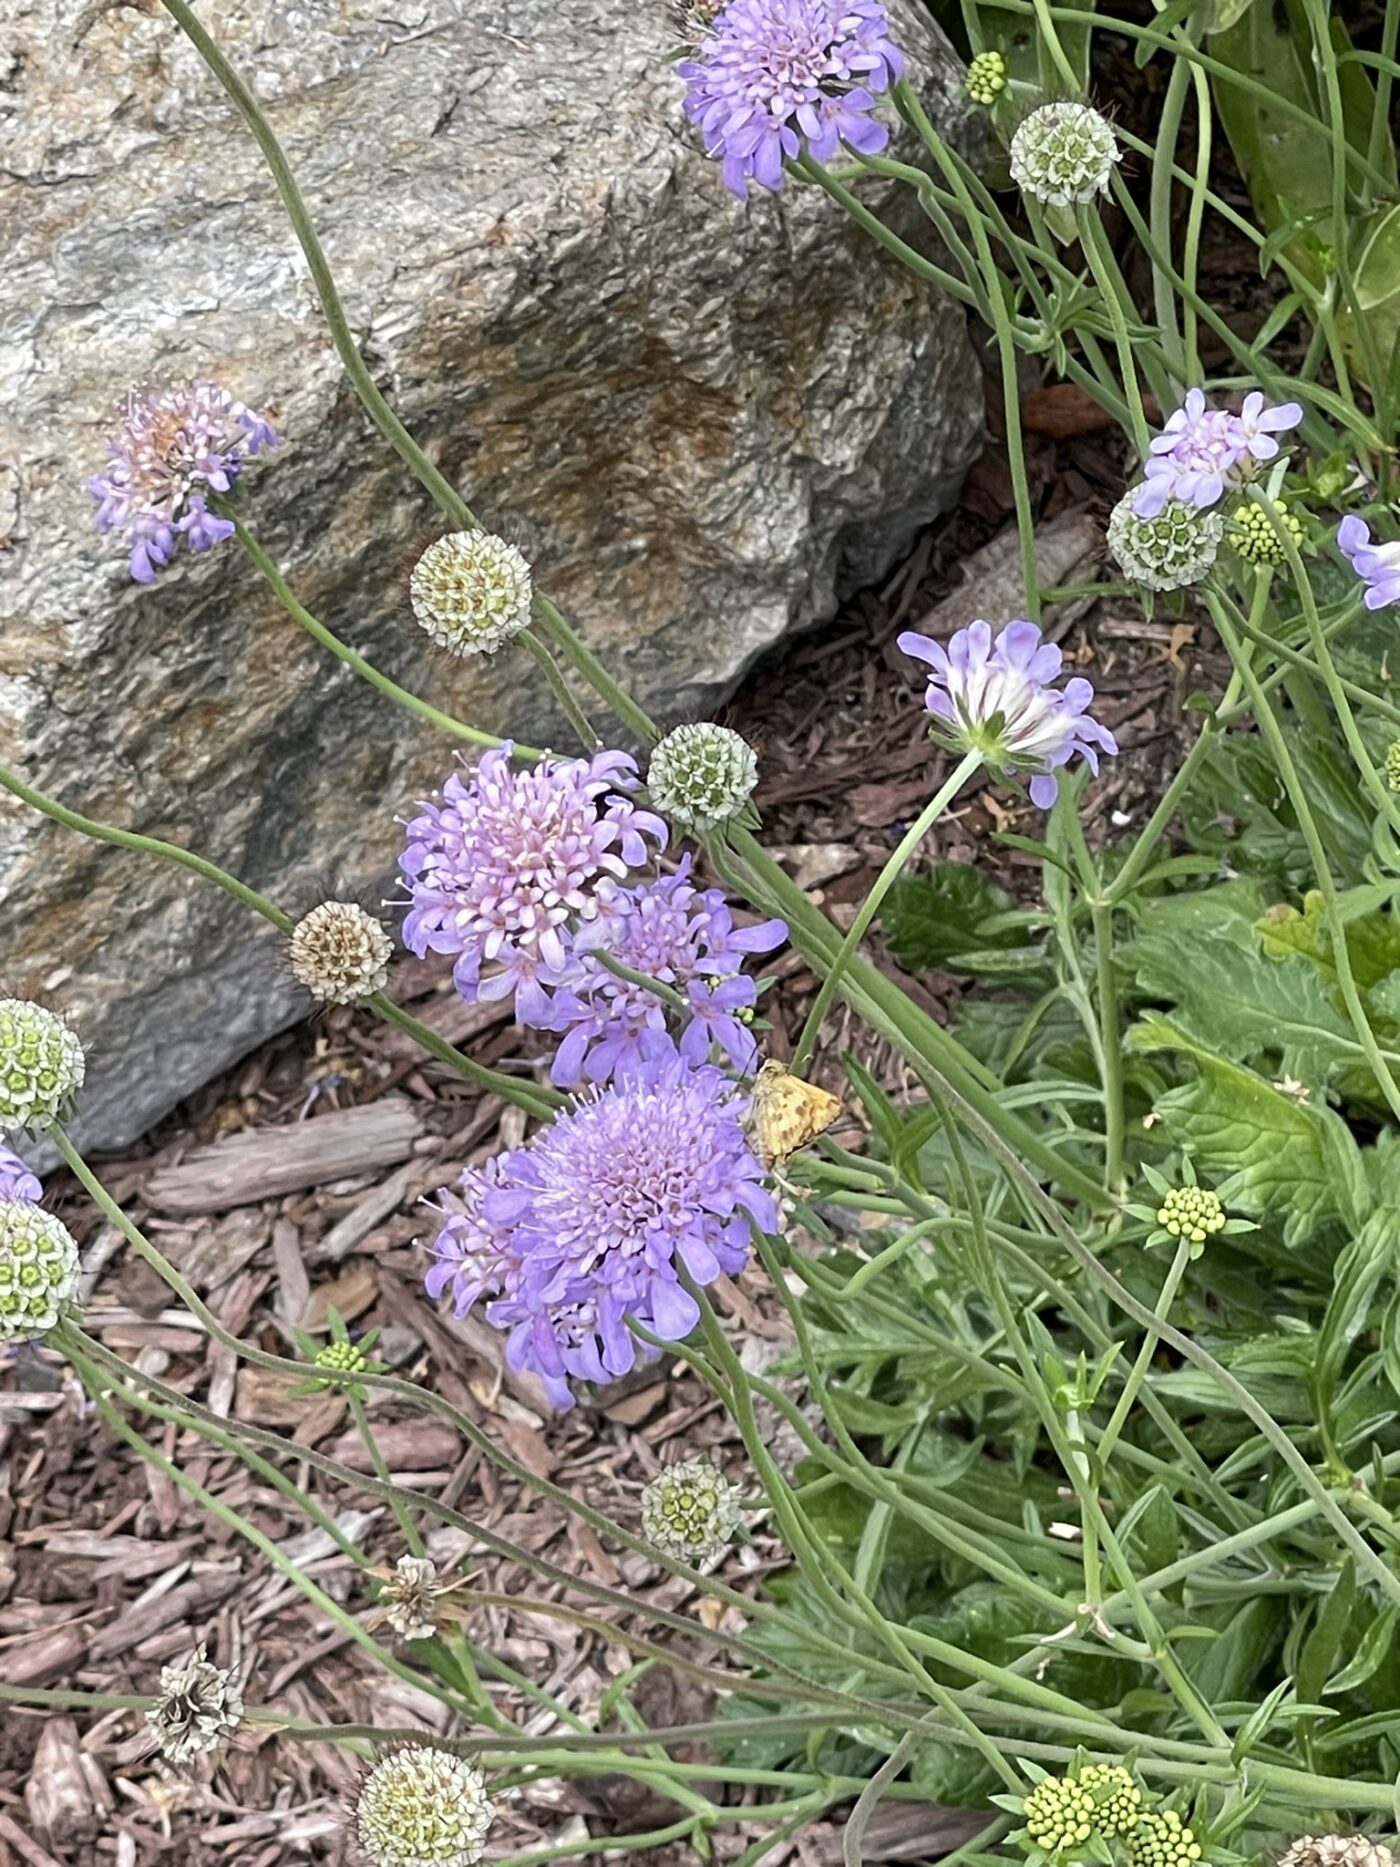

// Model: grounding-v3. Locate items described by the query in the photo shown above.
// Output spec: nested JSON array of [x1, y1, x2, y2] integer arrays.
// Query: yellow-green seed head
[[641, 1457, 744, 1562], [0, 1201, 80, 1342], [1129, 1810, 1203, 1867], [966, 49, 1007, 105], [1155, 1185, 1227, 1246], [1230, 503, 1305, 567], [1108, 493, 1223, 592], [647, 723, 758, 831], [0, 1000, 85, 1133], [1023, 1775, 1098, 1853], [356, 1745, 493, 1867], [409, 531, 533, 658], [1009, 102, 1120, 208]]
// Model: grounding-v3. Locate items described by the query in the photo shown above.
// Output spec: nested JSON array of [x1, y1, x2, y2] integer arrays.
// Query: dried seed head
[[966, 49, 1007, 106], [647, 723, 758, 831], [1230, 502, 1306, 567], [1107, 493, 1222, 592], [146, 1644, 243, 1764], [641, 1457, 744, 1562], [0, 1000, 85, 1132], [409, 531, 533, 657], [356, 1745, 493, 1867], [383, 1554, 441, 1642], [0, 1202, 80, 1342], [1128, 1811, 1203, 1867], [1009, 102, 1120, 207], [1155, 1184, 1226, 1246], [289, 902, 393, 1004], [1281, 1839, 1397, 1867]]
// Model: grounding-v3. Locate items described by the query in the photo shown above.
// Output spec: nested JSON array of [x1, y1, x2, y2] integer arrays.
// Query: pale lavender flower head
[[399, 744, 667, 1023], [538, 858, 785, 1087], [89, 381, 278, 582], [0, 1147, 40, 1204], [423, 1049, 775, 1407], [898, 620, 1117, 809], [1135, 388, 1302, 518], [678, 0, 903, 198], [1338, 516, 1400, 611]]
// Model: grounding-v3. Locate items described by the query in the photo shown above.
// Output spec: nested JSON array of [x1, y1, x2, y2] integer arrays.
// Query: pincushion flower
[[1134, 388, 1302, 518], [678, 0, 903, 199], [1338, 516, 1400, 610], [399, 744, 666, 1022], [898, 620, 1116, 808], [424, 1050, 775, 1407], [89, 381, 277, 582], [538, 859, 785, 1086], [0, 1146, 40, 1204]]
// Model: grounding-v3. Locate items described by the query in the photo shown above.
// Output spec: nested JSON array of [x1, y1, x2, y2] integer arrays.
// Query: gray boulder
[[0, 0, 982, 1155]]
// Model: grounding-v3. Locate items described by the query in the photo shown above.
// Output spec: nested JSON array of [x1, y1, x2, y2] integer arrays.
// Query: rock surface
[[0, 0, 982, 1154]]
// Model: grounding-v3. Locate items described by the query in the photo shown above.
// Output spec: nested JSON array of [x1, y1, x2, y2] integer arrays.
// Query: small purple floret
[[898, 619, 1117, 809], [1338, 515, 1400, 612], [0, 1147, 40, 1204], [678, 0, 903, 199], [399, 743, 667, 1024], [1134, 388, 1303, 518], [423, 1048, 775, 1408], [538, 858, 785, 1087], [89, 381, 278, 582]]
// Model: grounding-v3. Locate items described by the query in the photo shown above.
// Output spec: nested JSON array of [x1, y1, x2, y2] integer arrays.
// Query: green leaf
[[1327, 1603, 1400, 1695], [1297, 1559, 1357, 1709], [882, 864, 1031, 975], [1126, 1013, 1367, 1244], [1184, 1596, 1286, 1702]]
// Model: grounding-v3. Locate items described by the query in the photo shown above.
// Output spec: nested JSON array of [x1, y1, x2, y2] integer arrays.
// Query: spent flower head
[[1129, 1811, 1202, 1867], [966, 48, 1007, 105], [641, 1457, 745, 1561], [356, 1745, 493, 1867], [289, 901, 393, 1004], [146, 1644, 243, 1765], [381, 1554, 442, 1642], [409, 532, 533, 657], [647, 723, 758, 831], [678, 0, 904, 198], [1231, 501, 1306, 567], [0, 1000, 85, 1133], [898, 620, 1116, 808], [400, 744, 665, 1023], [0, 1145, 41, 1204], [425, 1049, 775, 1408], [1135, 389, 1303, 518], [1281, 1841, 1396, 1867], [1107, 493, 1222, 592], [0, 1203, 80, 1342], [1009, 102, 1119, 207], [89, 380, 277, 582], [1338, 516, 1400, 611]]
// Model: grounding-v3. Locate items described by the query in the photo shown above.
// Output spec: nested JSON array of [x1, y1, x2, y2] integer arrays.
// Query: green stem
[[792, 750, 980, 1073], [1077, 211, 1152, 456], [347, 1390, 423, 1557], [1096, 1243, 1191, 1475], [519, 630, 602, 753]]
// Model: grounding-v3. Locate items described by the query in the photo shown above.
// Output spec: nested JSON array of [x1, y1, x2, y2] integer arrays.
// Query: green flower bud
[[641, 1457, 744, 1562], [1129, 1810, 1202, 1867], [0, 1000, 85, 1132], [1155, 1184, 1226, 1246], [647, 723, 758, 831], [1077, 1762, 1142, 1838], [1384, 742, 1400, 794], [0, 1202, 80, 1341], [1108, 493, 1223, 592], [1023, 1774, 1097, 1853], [409, 531, 533, 657], [356, 1745, 493, 1867], [1230, 503, 1305, 567], [966, 49, 1008, 106]]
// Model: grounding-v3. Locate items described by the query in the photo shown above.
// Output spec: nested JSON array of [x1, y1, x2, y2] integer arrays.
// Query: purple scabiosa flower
[[0, 1147, 39, 1204], [89, 381, 278, 582], [678, 0, 904, 199], [1338, 516, 1400, 611], [1134, 388, 1303, 518], [537, 858, 786, 1087], [398, 743, 667, 1024], [422, 1050, 775, 1407], [898, 619, 1117, 809]]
